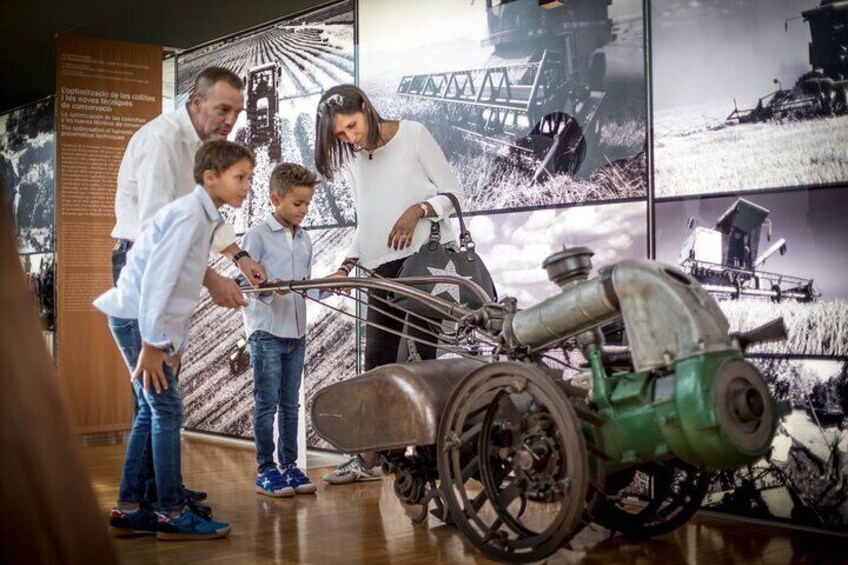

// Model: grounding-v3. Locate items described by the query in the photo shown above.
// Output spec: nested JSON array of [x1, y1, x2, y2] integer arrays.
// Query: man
[[112, 66, 266, 300], [111, 66, 265, 511]]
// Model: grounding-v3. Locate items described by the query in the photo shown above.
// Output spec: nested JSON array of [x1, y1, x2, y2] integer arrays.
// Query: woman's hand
[[388, 204, 425, 250], [327, 270, 352, 295]]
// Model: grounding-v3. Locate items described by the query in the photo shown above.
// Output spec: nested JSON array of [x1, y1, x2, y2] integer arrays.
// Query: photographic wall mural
[[652, 0, 848, 197], [650, 0, 848, 534], [0, 97, 55, 349], [133, 0, 848, 536], [177, 0, 355, 232], [359, 0, 648, 212], [175, 1, 357, 443]]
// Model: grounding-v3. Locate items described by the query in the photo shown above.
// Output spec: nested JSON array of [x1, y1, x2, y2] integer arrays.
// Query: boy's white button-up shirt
[[94, 185, 222, 352], [241, 213, 314, 340]]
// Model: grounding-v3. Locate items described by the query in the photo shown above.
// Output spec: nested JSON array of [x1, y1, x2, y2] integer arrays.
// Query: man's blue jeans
[[111, 239, 133, 286], [108, 316, 184, 512], [249, 331, 306, 472]]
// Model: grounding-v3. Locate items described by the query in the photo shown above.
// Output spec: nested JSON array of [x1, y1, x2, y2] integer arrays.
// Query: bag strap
[[437, 192, 476, 252]]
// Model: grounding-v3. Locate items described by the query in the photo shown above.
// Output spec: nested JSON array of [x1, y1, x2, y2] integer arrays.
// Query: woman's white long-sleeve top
[[342, 120, 465, 269]]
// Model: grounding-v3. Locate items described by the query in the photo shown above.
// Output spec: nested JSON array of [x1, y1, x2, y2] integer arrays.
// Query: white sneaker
[[322, 457, 384, 485]]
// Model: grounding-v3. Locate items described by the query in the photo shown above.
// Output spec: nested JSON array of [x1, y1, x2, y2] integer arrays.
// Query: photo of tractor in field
[[679, 197, 819, 303], [727, 0, 847, 124], [362, 0, 647, 210]]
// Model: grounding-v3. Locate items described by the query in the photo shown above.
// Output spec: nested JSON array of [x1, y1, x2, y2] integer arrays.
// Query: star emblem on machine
[[427, 261, 472, 302]]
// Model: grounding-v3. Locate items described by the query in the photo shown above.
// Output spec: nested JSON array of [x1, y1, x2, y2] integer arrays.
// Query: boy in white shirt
[[94, 140, 254, 540]]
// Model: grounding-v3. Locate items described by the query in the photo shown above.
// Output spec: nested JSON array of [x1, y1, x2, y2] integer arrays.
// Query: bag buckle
[[427, 222, 441, 250], [460, 232, 477, 259]]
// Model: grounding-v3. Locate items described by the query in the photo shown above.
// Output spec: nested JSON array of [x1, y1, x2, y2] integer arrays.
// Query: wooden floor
[[80, 437, 846, 565]]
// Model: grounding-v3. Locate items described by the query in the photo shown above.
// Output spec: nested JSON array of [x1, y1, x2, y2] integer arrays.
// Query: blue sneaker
[[280, 464, 317, 494], [109, 506, 159, 536], [156, 507, 231, 540], [256, 467, 295, 498]]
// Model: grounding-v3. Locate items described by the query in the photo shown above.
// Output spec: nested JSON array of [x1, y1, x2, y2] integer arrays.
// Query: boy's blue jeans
[[108, 316, 184, 512], [248, 331, 306, 472]]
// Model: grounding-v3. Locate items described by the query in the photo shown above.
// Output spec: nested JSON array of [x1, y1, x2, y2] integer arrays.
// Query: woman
[[314, 84, 465, 484]]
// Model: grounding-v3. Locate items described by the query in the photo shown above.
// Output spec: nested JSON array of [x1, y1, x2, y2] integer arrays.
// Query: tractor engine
[[310, 247, 788, 563]]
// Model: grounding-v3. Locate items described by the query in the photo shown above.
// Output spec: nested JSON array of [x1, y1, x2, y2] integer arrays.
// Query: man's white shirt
[[111, 104, 235, 253]]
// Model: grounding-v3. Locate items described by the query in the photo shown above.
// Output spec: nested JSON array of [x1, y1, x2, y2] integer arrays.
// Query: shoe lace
[[335, 458, 361, 474], [260, 468, 286, 488], [286, 466, 309, 482]]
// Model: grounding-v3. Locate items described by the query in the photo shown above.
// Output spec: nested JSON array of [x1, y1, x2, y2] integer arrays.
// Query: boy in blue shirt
[[242, 163, 320, 497], [94, 139, 255, 539]]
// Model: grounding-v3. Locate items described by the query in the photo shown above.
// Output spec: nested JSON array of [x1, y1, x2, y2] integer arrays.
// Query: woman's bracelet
[[338, 258, 357, 275]]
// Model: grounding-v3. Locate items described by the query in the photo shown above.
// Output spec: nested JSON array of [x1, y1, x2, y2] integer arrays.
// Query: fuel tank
[[311, 358, 484, 453]]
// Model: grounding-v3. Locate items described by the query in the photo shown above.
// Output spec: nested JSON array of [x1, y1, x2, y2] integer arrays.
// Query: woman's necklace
[[365, 121, 397, 160]]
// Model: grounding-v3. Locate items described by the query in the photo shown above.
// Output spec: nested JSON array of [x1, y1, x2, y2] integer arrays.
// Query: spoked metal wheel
[[437, 362, 589, 563], [594, 459, 711, 541]]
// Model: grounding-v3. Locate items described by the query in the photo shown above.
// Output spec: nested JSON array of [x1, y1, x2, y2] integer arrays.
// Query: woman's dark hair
[[314, 84, 384, 181]]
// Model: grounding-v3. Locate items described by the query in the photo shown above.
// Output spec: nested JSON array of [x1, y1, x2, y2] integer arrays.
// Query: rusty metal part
[[713, 360, 775, 455], [311, 358, 486, 453], [436, 361, 589, 563]]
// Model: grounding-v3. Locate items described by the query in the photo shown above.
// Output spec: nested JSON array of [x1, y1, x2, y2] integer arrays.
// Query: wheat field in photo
[[655, 103, 848, 198], [720, 299, 848, 357]]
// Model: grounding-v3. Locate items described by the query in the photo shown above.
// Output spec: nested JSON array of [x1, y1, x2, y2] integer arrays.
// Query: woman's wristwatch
[[418, 202, 428, 217]]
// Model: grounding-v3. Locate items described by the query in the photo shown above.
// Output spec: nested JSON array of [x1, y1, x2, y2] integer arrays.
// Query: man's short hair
[[193, 140, 255, 184], [270, 163, 319, 196], [192, 67, 244, 100]]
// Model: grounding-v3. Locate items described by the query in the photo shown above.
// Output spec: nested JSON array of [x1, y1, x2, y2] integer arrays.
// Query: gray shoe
[[323, 457, 383, 485]]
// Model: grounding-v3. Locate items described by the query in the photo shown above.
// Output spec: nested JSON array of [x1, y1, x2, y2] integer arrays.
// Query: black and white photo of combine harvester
[[653, 0, 848, 197], [0, 97, 54, 254], [360, 0, 647, 212], [678, 198, 819, 303], [726, 0, 847, 124], [177, 0, 355, 233], [656, 188, 848, 357]]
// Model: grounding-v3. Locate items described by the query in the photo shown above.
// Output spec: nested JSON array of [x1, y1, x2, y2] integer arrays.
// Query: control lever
[[732, 317, 787, 352]]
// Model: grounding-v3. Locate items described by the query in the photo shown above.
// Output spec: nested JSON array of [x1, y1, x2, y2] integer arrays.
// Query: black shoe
[[184, 486, 208, 502], [109, 507, 159, 536], [186, 499, 213, 519]]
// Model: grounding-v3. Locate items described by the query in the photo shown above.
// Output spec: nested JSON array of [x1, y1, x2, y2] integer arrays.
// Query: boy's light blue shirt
[[94, 185, 222, 352], [241, 212, 314, 340]]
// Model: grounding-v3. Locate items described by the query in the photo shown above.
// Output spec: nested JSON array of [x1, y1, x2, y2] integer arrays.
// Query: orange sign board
[[55, 35, 162, 432]]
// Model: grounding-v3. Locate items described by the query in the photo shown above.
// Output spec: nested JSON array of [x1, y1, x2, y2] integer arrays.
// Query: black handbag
[[392, 192, 496, 318]]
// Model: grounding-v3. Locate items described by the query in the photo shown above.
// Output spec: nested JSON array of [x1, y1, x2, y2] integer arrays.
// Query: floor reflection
[[80, 439, 845, 565]]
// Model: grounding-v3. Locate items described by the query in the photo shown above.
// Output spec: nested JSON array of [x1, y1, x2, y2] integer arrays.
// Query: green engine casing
[[588, 349, 788, 474]]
